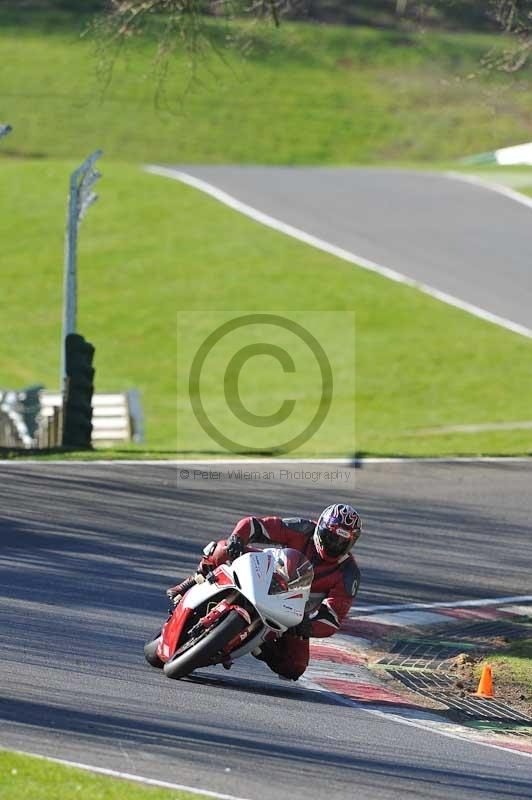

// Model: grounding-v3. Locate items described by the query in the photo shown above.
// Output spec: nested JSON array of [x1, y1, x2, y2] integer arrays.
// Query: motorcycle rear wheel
[[163, 610, 247, 680]]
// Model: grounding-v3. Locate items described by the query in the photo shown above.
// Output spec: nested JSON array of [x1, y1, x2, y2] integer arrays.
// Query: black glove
[[226, 534, 245, 562], [291, 617, 312, 639]]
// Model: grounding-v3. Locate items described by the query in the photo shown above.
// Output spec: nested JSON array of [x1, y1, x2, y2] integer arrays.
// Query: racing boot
[[166, 575, 197, 605], [252, 637, 276, 662]]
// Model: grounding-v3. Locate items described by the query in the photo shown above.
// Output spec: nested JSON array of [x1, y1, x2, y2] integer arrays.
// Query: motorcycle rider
[[166, 503, 362, 681]]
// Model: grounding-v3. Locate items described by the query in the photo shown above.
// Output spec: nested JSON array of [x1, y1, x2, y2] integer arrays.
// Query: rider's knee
[[277, 665, 306, 681]]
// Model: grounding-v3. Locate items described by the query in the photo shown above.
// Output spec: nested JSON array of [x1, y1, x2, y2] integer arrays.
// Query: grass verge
[[1, 11, 532, 165], [478, 639, 532, 707], [2, 158, 532, 457], [0, 751, 205, 800]]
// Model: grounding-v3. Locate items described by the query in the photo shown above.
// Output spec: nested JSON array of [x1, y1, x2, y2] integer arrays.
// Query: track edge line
[[144, 164, 532, 340], [0, 747, 252, 800]]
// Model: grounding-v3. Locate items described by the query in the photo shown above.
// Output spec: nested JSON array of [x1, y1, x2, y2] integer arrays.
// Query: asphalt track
[[171, 166, 532, 331], [1, 462, 532, 799]]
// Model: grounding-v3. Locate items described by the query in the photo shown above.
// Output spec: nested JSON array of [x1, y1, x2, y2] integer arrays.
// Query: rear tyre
[[163, 610, 247, 680], [144, 634, 163, 668]]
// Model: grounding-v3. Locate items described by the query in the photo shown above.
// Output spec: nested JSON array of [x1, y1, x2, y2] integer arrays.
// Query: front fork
[[192, 592, 251, 634], [197, 593, 261, 662]]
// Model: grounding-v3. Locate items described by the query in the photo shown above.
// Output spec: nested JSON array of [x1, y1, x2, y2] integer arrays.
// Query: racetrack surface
[[169, 166, 532, 332], [1, 462, 532, 799]]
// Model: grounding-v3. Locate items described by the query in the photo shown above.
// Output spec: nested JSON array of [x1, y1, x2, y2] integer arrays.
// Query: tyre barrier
[[0, 388, 143, 450]]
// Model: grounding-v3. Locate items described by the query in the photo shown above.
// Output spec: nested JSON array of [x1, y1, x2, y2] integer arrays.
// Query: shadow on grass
[[0, 8, 95, 34]]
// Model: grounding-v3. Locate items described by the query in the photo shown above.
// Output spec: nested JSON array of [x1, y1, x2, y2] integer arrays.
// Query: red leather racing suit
[[199, 516, 361, 680]]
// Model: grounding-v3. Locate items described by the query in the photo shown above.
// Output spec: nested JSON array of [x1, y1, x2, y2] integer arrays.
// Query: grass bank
[[476, 639, 532, 719], [2, 158, 532, 457], [1, 12, 532, 165], [0, 751, 204, 800], [479, 639, 532, 699]]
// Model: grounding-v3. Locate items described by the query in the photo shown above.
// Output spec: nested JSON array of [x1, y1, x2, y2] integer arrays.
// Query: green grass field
[[0, 751, 204, 800], [2, 158, 532, 457], [1, 10, 532, 165], [2, 13, 532, 458]]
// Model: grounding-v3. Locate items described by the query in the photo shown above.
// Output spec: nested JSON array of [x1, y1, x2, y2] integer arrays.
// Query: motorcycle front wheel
[[144, 633, 163, 668], [163, 610, 247, 680]]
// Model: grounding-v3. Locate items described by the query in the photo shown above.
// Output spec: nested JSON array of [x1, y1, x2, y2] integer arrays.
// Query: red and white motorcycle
[[144, 548, 313, 680]]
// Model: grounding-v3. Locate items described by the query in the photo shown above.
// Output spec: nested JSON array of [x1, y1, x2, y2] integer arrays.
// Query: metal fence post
[[60, 150, 103, 389]]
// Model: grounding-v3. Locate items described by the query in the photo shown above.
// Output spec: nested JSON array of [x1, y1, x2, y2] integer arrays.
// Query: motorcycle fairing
[[157, 548, 311, 663], [158, 605, 193, 662], [157, 578, 234, 661], [232, 550, 308, 629]]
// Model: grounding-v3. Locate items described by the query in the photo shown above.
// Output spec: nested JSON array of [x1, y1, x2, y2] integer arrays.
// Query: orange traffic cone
[[475, 664, 494, 698]]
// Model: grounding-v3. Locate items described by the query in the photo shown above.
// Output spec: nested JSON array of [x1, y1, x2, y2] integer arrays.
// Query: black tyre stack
[[62, 333, 95, 449]]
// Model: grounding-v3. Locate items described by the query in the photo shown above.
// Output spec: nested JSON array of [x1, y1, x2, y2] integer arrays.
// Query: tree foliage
[[485, 0, 532, 70], [10, 0, 529, 33], [9, 1, 531, 73], [91, 0, 532, 71]]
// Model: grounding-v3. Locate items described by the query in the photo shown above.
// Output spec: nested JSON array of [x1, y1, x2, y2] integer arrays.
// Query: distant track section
[[146, 165, 532, 337]]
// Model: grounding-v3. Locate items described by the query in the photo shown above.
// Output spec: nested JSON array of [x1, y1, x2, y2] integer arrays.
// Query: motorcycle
[[144, 547, 314, 680]]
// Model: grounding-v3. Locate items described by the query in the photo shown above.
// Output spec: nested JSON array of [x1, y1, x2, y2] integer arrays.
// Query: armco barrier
[[1, 389, 144, 449], [0, 389, 38, 449], [0, 407, 27, 448], [36, 405, 63, 449], [40, 390, 144, 445]]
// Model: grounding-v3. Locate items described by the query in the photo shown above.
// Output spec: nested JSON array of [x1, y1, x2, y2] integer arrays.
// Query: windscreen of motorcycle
[[268, 548, 314, 595]]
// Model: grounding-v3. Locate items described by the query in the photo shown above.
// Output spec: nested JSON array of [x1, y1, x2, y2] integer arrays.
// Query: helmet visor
[[318, 524, 358, 557]]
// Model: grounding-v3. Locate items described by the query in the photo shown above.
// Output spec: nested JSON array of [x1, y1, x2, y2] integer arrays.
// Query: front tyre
[[144, 634, 163, 668], [163, 610, 246, 680]]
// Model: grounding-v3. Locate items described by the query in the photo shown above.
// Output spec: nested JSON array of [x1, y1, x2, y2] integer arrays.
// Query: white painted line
[[414, 420, 532, 435], [502, 605, 532, 616], [0, 457, 357, 466], [353, 593, 532, 615], [352, 610, 451, 627], [1, 456, 531, 466], [2, 748, 251, 800], [0, 458, 354, 466], [446, 171, 532, 213], [494, 141, 532, 166], [145, 164, 532, 340], [300, 677, 532, 761], [333, 633, 373, 650]]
